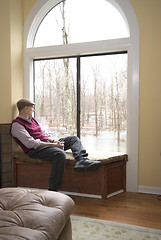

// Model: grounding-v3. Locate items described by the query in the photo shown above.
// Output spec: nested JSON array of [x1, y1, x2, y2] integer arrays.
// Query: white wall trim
[[24, 0, 139, 192], [138, 186, 161, 195]]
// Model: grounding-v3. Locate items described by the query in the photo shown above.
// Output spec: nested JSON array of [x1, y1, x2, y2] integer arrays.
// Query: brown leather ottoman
[[0, 187, 75, 240]]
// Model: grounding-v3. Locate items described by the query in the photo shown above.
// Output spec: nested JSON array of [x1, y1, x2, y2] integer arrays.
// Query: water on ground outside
[[42, 123, 127, 154], [81, 130, 126, 153]]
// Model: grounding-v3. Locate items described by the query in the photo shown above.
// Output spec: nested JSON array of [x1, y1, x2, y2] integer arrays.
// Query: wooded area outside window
[[34, 51, 127, 153]]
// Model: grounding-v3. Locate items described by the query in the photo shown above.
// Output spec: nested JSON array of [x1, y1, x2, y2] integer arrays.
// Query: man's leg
[[59, 136, 102, 172], [59, 136, 88, 160], [27, 146, 66, 190]]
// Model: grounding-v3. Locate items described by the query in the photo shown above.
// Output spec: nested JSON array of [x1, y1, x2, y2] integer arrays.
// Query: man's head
[[17, 98, 35, 111]]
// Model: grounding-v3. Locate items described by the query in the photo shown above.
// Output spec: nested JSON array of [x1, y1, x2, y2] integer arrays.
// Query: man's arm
[[11, 122, 64, 150], [11, 122, 41, 149]]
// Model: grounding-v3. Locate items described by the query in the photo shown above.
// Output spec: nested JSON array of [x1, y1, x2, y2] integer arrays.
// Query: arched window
[[34, 0, 129, 47], [24, 0, 139, 192]]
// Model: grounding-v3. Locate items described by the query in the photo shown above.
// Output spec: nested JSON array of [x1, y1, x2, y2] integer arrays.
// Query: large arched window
[[24, 0, 139, 192], [34, 0, 129, 47]]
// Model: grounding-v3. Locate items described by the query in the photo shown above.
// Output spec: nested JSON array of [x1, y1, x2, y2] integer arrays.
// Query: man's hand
[[40, 140, 64, 150], [52, 140, 64, 150]]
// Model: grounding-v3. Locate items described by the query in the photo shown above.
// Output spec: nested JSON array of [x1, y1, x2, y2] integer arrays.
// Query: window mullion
[[77, 56, 81, 138]]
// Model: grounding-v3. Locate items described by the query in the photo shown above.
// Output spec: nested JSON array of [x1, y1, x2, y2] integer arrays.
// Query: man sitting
[[11, 99, 101, 191]]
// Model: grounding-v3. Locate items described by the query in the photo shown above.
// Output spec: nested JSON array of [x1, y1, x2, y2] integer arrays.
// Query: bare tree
[[108, 66, 127, 149], [40, 61, 48, 117], [59, 1, 73, 133], [92, 66, 100, 136], [47, 62, 53, 127]]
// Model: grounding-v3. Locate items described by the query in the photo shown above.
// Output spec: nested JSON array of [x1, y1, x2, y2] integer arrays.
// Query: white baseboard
[[60, 189, 123, 199], [60, 191, 102, 199], [138, 185, 161, 195]]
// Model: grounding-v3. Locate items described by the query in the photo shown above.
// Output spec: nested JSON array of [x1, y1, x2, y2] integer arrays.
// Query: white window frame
[[24, 0, 139, 192]]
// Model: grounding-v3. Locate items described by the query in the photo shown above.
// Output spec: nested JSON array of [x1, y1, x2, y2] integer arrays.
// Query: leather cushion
[[0, 188, 75, 240], [13, 150, 128, 166]]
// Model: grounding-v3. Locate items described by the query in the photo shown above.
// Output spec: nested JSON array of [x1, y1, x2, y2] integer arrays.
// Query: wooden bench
[[13, 151, 128, 200]]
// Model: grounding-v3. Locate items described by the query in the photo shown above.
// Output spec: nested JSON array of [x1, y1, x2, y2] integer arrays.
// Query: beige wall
[[0, 1, 12, 123], [0, 0, 161, 190], [129, 0, 161, 188], [10, 0, 23, 120], [22, 0, 37, 24], [0, 0, 23, 122]]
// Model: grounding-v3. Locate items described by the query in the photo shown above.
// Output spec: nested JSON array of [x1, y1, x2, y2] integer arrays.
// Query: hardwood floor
[[70, 192, 161, 230]]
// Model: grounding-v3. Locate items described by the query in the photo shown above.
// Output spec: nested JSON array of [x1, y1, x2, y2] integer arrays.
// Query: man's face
[[26, 105, 35, 118]]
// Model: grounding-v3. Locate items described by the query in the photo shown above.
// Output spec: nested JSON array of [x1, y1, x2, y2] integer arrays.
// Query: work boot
[[74, 158, 102, 172]]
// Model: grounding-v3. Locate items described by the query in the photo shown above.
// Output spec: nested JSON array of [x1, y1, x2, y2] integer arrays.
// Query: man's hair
[[17, 98, 35, 111]]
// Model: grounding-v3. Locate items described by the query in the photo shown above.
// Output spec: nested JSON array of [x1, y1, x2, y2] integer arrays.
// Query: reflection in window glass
[[34, 0, 129, 47]]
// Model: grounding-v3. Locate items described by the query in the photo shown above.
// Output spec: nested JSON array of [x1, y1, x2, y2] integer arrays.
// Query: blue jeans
[[27, 136, 88, 190]]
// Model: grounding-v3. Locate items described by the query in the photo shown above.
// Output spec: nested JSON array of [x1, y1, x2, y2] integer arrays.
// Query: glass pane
[[80, 53, 127, 153], [34, 0, 129, 47], [34, 58, 77, 138], [34, 53, 127, 153]]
